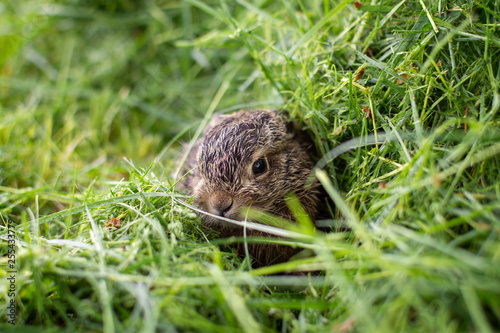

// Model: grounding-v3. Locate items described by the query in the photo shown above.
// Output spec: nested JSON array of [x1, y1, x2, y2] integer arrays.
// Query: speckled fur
[[182, 110, 320, 266]]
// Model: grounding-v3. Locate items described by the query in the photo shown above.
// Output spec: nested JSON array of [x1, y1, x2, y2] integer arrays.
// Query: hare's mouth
[[200, 201, 255, 230], [207, 203, 244, 223], [201, 213, 246, 235]]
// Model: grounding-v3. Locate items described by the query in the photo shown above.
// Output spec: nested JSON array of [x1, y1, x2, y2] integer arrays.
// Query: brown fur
[[181, 110, 320, 266]]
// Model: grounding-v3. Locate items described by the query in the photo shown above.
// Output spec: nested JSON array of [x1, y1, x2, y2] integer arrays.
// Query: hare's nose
[[210, 192, 233, 217]]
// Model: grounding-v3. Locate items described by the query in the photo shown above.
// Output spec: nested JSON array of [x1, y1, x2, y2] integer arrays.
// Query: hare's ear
[[274, 109, 298, 139], [272, 109, 294, 134], [274, 109, 290, 119]]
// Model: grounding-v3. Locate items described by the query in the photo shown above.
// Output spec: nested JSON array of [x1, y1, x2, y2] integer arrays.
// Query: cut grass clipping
[[1, 0, 500, 332]]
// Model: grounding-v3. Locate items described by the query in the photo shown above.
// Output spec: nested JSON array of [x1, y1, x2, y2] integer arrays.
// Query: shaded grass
[[1, 0, 500, 332]]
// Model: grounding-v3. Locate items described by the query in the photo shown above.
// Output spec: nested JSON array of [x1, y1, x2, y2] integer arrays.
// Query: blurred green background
[[1, 0, 284, 194]]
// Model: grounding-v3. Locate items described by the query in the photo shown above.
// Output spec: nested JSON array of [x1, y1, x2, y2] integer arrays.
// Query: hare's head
[[190, 110, 318, 229]]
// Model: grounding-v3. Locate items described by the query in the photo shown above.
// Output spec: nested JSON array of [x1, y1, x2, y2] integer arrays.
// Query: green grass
[[1, 0, 499, 331]]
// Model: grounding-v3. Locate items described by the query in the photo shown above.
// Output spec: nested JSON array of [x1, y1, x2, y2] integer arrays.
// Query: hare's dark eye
[[252, 158, 267, 176]]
